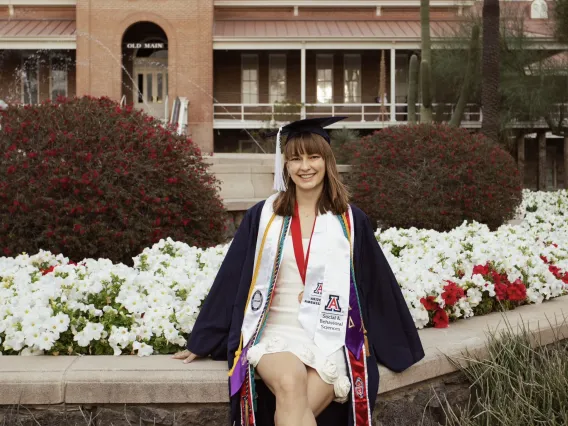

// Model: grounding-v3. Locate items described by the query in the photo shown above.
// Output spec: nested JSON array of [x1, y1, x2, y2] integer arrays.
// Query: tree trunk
[[517, 133, 525, 185], [538, 131, 547, 191], [481, 0, 500, 144], [564, 135, 568, 189]]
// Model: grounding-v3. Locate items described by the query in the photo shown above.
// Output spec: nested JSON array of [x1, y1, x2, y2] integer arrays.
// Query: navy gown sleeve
[[186, 207, 256, 360], [353, 207, 425, 372]]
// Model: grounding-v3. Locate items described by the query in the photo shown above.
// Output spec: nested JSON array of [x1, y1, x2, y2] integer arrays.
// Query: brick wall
[[75, 0, 214, 151]]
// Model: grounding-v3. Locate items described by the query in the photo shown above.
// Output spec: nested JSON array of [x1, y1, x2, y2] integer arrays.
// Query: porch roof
[[213, 19, 459, 41], [0, 19, 76, 49], [0, 19, 76, 37]]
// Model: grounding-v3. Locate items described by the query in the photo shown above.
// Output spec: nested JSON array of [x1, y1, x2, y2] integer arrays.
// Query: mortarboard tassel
[[273, 126, 287, 192]]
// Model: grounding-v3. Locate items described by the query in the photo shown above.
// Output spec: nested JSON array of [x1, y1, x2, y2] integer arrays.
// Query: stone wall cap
[[1, 296, 567, 405]]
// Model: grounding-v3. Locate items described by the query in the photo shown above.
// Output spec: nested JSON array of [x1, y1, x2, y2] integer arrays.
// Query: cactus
[[450, 24, 480, 127], [420, 0, 433, 123], [408, 54, 419, 124], [420, 60, 433, 123]]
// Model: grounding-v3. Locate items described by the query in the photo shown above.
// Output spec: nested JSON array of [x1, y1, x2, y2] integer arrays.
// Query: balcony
[[213, 102, 483, 129]]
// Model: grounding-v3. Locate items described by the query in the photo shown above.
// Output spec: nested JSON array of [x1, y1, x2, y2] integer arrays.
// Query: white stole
[[241, 194, 352, 356]]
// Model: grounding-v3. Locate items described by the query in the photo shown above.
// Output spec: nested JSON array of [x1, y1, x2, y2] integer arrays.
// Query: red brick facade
[[75, 0, 214, 151], [0, 1, 566, 188]]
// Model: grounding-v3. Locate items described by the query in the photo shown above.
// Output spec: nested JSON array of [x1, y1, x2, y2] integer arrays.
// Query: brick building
[[0, 0, 566, 189]]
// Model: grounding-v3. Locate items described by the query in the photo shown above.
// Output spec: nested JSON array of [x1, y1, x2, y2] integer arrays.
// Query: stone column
[[538, 131, 546, 191], [301, 43, 306, 119], [390, 45, 396, 122]]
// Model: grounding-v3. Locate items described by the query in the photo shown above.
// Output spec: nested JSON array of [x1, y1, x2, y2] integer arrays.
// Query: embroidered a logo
[[251, 290, 263, 312], [355, 377, 365, 399], [324, 295, 342, 312], [313, 283, 323, 295]]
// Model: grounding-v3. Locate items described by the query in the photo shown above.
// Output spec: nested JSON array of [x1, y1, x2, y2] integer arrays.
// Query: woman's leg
[[306, 367, 335, 417], [256, 352, 316, 426]]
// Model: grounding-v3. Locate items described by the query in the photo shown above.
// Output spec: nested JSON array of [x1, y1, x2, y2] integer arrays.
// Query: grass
[[440, 315, 568, 426]]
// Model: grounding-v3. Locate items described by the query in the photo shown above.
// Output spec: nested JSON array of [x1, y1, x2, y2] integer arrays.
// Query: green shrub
[[346, 123, 522, 231], [443, 318, 568, 426], [0, 96, 227, 265]]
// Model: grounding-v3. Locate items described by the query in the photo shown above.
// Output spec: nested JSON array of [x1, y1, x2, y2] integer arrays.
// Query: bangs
[[284, 133, 329, 159]]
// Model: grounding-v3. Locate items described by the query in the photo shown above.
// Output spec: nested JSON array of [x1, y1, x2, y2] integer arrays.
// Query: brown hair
[[273, 132, 350, 217]]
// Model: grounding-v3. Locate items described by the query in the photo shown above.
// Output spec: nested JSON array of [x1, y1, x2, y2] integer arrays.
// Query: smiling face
[[273, 132, 349, 217], [286, 152, 326, 192], [284, 133, 329, 194]]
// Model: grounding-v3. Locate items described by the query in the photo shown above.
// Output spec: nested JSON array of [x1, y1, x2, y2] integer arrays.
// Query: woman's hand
[[172, 349, 199, 364]]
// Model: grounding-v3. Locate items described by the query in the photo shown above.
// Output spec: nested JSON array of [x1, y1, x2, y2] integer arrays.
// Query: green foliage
[[553, 0, 568, 43], [0, 96, 228, 265], [421, 60, 433, 109], [443, 316, 568, 425], [449, 24, 481, 127], [431, 5, 568, 138]]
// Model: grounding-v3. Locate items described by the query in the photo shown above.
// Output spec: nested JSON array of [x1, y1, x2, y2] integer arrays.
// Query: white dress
[[246, 235, 351, 403]]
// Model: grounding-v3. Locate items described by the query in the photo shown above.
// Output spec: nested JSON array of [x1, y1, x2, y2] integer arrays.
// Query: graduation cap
[[266, 116, 348, 192]]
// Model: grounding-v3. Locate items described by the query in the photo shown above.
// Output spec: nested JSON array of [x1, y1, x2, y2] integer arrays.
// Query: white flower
[[1, 190, 567, 357], [133, 341, 154, 357], [47, 313, 70, 333], [466, 288, 483, 306]]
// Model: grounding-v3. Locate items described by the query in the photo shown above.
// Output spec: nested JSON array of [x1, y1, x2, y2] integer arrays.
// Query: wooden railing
[[213, 102, 483, 125]]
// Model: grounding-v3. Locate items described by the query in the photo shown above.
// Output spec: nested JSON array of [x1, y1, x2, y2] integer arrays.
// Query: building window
[[50, 54, 69, 101], [316, 54, 333, 104], [344, 54, 361, 103], [21, 55, 39, 105], [242, 54, 259, 104], [269, 54, 287, 103]]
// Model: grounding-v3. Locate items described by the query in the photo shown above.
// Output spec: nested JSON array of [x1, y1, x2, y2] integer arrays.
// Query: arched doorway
[[122, 22, 168, 120]]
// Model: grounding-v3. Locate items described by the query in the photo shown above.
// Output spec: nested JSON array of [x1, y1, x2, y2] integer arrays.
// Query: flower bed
[[1, 190, 567, 356]]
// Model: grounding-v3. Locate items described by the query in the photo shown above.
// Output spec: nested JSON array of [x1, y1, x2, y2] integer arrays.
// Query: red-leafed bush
[[0, 96, 227, 265], [346, 124, 522, 231]]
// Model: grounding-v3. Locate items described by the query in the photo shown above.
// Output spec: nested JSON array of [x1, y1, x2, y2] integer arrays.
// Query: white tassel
[[273, 127, 287, 192]]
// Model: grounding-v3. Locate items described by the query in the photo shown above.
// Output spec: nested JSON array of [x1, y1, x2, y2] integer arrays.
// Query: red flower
[[433, 308, 449, 328], [495, 282, 508, 301], [420, 296, 439, 311], [507, 279, 527, 302], [491, 270, 503, 285], [472, 263, 490, 276], [549, 265, 561, 277], [541, 255, 549, 264], [41, 265, 56, 275], [442, 281, 465, 306]]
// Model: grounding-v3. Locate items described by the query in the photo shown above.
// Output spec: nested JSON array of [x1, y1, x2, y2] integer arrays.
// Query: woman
[[173, 117, 424, 426]]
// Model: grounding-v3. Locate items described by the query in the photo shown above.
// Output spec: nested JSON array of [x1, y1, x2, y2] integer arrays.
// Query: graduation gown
[[186, 200, 424, 426]]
